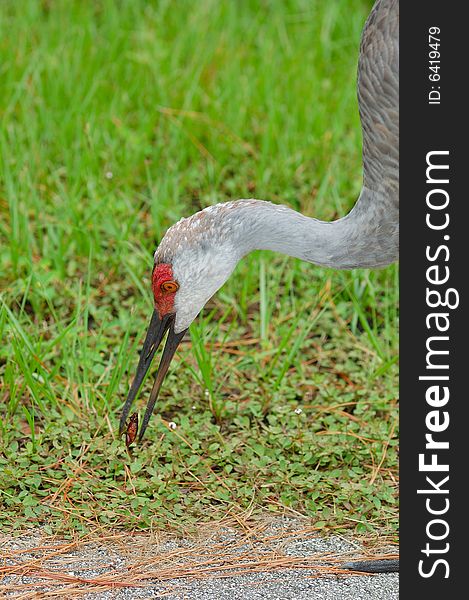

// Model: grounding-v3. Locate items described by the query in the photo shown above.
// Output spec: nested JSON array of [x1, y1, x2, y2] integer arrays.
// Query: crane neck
[[230, 192, 398, 270]]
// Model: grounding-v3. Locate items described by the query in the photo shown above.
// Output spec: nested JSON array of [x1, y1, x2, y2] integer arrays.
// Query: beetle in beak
[[119, 310, 187, 442]]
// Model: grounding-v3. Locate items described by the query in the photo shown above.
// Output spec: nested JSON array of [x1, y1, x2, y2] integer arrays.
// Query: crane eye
[[160, 280, 179, 293]]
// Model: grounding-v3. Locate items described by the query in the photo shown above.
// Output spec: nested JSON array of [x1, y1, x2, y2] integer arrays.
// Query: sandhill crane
[[119, 0, 399, 573]]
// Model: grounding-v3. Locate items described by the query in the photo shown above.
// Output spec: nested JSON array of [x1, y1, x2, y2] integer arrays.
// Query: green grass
[[0, 0, 398, 537]]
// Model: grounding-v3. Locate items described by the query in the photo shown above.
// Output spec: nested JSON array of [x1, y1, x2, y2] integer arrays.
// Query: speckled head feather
[[154, 202, 253, 332]]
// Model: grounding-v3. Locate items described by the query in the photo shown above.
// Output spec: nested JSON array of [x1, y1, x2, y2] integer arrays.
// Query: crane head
[[119, 209, 241, 442]]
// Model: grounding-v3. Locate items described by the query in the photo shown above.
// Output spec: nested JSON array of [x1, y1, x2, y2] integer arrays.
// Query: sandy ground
[[0, 518, 398, 599]]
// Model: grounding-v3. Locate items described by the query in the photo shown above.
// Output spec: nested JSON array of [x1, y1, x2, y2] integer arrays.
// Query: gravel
[[1, 519, 398, 599], [156, 573, 399, 600]]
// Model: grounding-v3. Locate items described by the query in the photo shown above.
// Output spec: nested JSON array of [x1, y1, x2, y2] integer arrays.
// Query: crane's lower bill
[[119, 310, 187, 443]]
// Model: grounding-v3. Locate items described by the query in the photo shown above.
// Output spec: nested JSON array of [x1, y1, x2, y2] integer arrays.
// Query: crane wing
[[358, 0, 399, 208]]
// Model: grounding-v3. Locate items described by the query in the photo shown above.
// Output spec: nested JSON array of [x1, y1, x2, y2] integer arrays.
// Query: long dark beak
[[119, 310, 187, 443]]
